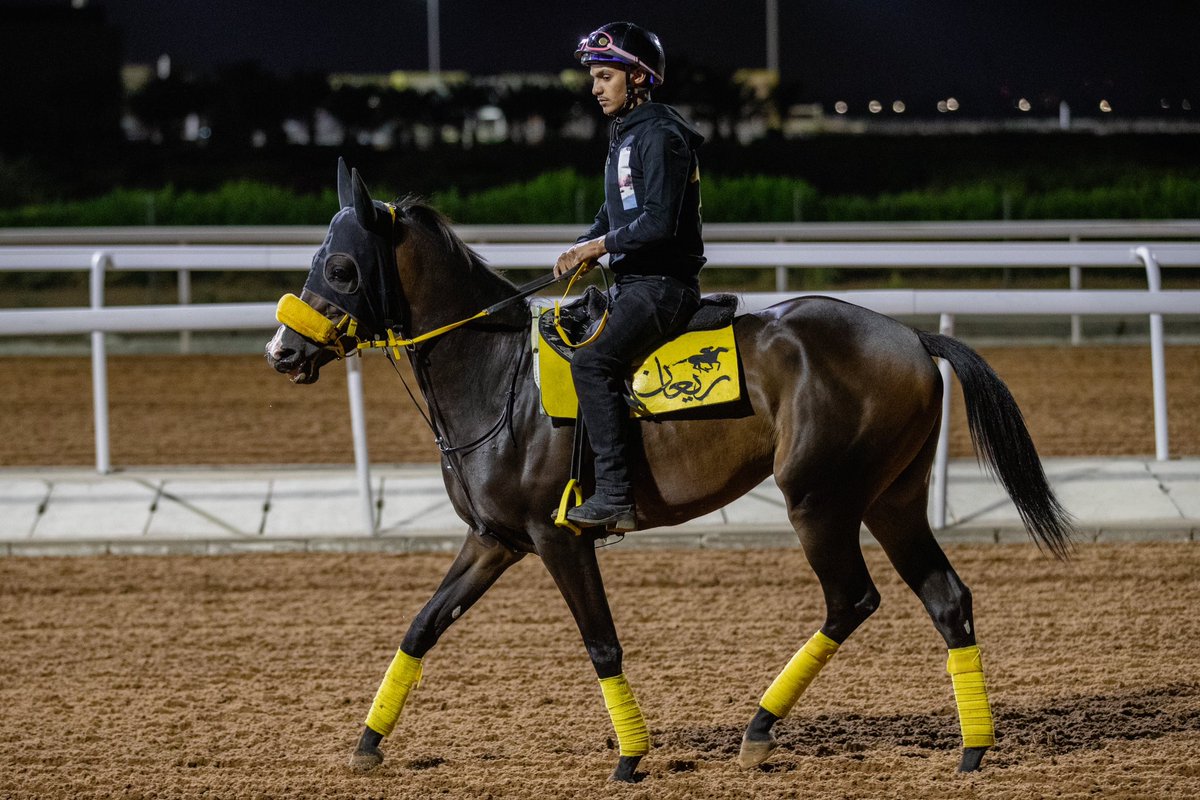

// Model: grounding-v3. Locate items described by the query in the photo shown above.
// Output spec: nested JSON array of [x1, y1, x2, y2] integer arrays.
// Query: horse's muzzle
[[266, 325, 328, 384]]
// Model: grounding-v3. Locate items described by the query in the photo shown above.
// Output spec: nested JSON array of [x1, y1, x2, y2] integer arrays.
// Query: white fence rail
[[1, 231, 1198, 535], [4, 219, 1200, 246]]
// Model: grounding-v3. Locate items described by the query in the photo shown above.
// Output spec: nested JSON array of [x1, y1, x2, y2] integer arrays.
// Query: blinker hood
[[293, 201, 405, 344]]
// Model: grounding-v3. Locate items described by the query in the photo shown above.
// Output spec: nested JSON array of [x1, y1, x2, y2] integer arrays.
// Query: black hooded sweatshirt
[[576, 101, 706, 287]]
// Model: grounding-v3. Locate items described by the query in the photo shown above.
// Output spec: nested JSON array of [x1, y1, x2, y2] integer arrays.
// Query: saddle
[[538, 288, 739, 362], [533, 291, 742, 419]]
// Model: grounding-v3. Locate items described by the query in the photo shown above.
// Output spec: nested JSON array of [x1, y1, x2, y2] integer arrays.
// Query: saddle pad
[[532, 307, 741, 418]]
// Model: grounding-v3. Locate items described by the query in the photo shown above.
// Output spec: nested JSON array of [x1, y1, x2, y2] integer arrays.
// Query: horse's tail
[[917, 330, 1073, 559]]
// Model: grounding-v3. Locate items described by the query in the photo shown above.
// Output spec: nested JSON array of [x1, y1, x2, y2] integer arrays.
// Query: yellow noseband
[[276, 293, 341, 345]]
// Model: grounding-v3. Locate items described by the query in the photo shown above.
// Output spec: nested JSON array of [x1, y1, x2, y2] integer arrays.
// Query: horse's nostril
[[266, 343, 297, 369]]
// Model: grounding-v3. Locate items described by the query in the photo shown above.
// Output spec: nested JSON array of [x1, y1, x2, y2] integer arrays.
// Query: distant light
[[892, 100, 906, 113], [367, 95, 381, 109], [1160, 98, 1170, 110], [946, 97, 959, 111], [868, 100, 882, 113], [1184, 99, 1193, 111], [156, 54, 171, 81], [937, 100, 948, 113], [71, 0, 87, 8], [1099, 99, 1112, 112], [834, 101, 848, 114], [1017, 98, 1031, 112]]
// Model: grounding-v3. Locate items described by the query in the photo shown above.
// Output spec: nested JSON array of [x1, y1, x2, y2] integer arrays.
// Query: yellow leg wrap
[[599, 674, 650, 757], [947, 645, 995, 748], [363, 649, 423, 738], [760, 631, 840, 718]]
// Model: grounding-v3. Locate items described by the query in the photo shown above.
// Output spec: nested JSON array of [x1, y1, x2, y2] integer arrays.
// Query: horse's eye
[[324, 254, 360, 292]]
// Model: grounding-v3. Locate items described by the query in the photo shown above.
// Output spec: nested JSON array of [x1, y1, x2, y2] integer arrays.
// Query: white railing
[[4, 219, 1200, 246], [1, 233, 1198, 535]]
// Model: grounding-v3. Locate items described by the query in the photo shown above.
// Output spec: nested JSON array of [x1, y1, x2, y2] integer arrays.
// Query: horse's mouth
[[287, 360, 321, 384]]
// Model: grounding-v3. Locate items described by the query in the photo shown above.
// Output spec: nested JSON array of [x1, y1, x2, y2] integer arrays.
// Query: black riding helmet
[[575, 21, 666, 89]]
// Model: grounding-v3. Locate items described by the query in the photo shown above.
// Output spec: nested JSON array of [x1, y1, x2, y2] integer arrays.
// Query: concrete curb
[[2, 524, 1193, 558], [2, 458, 1197, 557]]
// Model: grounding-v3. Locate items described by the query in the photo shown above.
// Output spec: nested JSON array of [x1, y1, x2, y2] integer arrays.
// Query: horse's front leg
[[350, 531, 524, 773], [536, 533, 648, 783]]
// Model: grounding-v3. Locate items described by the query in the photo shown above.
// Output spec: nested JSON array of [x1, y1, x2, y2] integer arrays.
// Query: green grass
[[3, 170, 1198, 229]]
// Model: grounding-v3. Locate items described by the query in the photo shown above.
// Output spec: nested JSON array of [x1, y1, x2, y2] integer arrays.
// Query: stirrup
[[554, 478, 584, 535]]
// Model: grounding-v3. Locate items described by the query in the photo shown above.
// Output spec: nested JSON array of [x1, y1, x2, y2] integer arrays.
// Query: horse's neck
[[408, 325, 527, 439], [401, 242, 518, 335], [395, 229, 530, 441]]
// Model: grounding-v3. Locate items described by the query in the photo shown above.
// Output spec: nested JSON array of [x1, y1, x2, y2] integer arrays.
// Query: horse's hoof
[[957, 746, 988, 772], [737, 731, 778, 769], [348, 747, 384, 774], [609, 755, 644, 783]]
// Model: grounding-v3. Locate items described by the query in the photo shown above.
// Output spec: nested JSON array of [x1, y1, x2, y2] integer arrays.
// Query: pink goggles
[[575, 31, 662, 84]]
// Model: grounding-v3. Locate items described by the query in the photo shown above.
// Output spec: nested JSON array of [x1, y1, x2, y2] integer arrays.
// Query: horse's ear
[[336, 157, 353, 208], [350, 168, 379, 230]]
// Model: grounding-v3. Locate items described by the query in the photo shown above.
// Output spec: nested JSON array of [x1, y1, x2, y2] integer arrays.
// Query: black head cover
[[299, 160, 404, 337]]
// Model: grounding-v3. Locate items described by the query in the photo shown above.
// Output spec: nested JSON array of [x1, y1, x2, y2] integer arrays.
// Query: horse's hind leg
[[740, 505, 880, 768], [864, 453, 995, 772], [350, 531, 524, 773]]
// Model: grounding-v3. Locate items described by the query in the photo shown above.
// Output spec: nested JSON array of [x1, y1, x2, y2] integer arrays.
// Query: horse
[[265, 159, 1072, 782]]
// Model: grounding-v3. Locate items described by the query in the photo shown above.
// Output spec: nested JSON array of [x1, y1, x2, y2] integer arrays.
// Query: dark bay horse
[[266, 161, 1071, 782]]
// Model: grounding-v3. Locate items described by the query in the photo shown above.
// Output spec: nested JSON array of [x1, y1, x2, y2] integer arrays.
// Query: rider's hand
[[554, 236, 607, 279]]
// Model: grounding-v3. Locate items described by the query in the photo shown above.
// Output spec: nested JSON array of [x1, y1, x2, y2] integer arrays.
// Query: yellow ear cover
[[947, 645, 995, 748], [276, 293, 338, 344], [760, 631, 840, 718], [364, 649, 423, 738], [598, 674, 650, 757]]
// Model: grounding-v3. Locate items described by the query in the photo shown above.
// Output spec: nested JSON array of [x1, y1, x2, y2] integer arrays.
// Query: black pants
[[570, 274, 700, 501]]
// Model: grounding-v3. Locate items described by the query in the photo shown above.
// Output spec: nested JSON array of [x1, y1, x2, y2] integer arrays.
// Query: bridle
[[276, 203, 595, 360], [274, 202, 600, 543]]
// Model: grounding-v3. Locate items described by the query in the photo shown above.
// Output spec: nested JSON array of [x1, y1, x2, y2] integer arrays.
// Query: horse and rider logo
[[632, 346, 732, 405]]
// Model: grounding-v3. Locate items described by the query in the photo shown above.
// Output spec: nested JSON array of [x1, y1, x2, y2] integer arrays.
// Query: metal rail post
[[775, 237, 788, 292], [1069, 234, 1082, 345], [90, 251, 112, 474], [177, 268, 192, 353], [931, 313, 955, 529], [345, 354, 376, 535], [1134, 246, 1169, 461]]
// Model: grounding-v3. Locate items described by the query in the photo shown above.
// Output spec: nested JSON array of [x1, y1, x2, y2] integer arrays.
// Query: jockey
[[553, 21, 706, 531]]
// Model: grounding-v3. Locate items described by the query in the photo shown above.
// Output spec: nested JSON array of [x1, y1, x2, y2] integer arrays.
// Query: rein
[[276, 262, 591, 360]]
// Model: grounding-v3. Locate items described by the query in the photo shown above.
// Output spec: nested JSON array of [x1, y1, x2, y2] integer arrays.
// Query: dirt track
[[1, 346, 1198, 798], [1, 344, 1198, 467], [1, 544, 1198, 799]]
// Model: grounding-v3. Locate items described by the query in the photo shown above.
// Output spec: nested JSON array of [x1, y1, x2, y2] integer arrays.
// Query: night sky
[[62, 1, 1200, 104]]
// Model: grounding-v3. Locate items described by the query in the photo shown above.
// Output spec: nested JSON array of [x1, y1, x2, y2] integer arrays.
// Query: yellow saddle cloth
[[531, 307, 741, 418]]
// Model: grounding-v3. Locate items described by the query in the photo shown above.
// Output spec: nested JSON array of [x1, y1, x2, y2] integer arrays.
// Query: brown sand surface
[[1, 345, 1198, 467], [1, 543, 1198, 798]]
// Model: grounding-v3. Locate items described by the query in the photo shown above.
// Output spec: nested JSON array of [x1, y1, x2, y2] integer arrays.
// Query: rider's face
[[590, 65, 627, 116]]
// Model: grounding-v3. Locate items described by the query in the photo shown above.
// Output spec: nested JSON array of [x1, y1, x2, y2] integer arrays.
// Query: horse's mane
[[395, 195, 518, 295]]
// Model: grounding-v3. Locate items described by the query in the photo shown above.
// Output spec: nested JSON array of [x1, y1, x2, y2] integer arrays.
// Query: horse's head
[[266, 158, 405, 384]]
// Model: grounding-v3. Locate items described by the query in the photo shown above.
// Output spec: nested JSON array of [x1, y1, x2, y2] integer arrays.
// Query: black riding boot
[[567, 275, 699, 531]]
